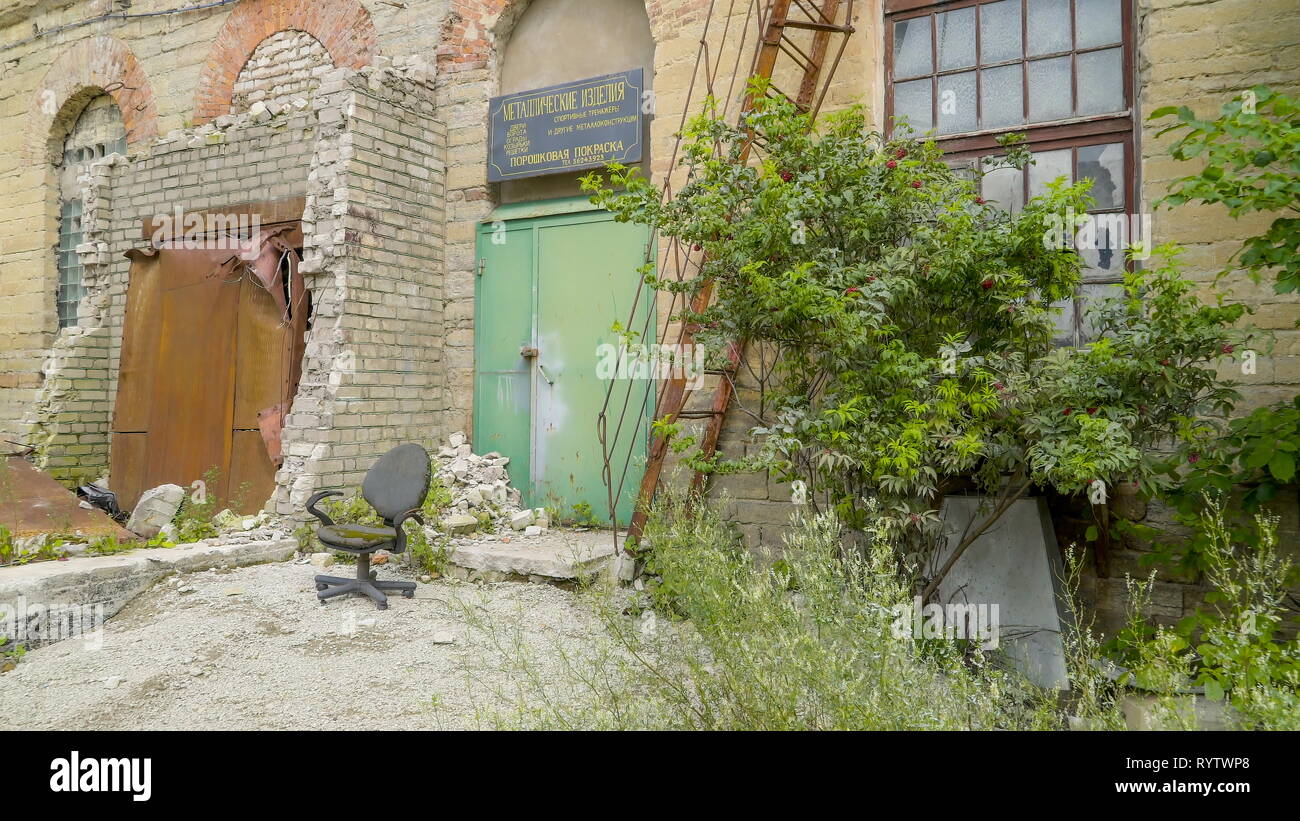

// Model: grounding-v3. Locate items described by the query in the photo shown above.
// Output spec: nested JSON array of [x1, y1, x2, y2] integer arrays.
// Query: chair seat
[[317, 522, 397, 551]]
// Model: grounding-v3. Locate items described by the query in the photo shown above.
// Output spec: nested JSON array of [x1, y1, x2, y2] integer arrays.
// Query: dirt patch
[[0, 559, 608, 730]]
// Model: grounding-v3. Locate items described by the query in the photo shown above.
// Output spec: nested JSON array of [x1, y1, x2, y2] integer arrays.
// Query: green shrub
[[584, 84, 1247, 596], [1107, 498, 1299, 730], [1152, 86, 1299, 295]]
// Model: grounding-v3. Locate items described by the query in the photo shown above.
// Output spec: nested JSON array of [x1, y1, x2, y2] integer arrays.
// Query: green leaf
[[1085, 525, 1099, 542], [1268, 451, 1296, 482], [1202, 678, 1225, 702]]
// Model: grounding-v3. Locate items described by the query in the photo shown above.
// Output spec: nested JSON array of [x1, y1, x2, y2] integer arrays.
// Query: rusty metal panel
[[229, 430, 277, 515], [0, 456, 137, 541], [108, 432, 149, 512], [112, 249, 164, 434], [144, 251, 240, 504], [232, 233, 305, 431], [112, 201, 308, 515]]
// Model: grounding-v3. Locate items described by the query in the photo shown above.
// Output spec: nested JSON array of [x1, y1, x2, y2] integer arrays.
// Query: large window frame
[[885, 0, 1138, 345]]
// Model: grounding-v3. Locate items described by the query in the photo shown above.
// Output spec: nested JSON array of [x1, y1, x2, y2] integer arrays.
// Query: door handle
[[536, 363, 555, 385]]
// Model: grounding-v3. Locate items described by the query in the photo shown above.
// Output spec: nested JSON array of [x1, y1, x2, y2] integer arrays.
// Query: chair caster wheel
[[402, 589, 414, 599], [376, 603, 388, 611], [369, 571, 378, 581], [319, 599, 327, 606], [316, 583, 328, 591]]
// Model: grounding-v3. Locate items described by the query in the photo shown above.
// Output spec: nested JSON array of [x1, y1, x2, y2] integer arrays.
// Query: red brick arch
[[26, 36, 158, 162], [193, 0, 380, 124]]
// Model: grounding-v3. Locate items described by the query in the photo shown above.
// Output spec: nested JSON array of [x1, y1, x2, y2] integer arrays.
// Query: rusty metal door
[[111, 210, 306, 512]]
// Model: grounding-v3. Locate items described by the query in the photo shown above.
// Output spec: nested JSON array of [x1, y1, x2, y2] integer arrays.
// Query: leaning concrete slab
[[449, 529, 621, 582], [0, 537, 298, 636], [931, 496, 1072, 690]]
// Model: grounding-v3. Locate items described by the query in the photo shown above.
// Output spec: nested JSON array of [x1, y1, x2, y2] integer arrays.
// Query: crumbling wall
[[19, 103, 318, 491], [21, 152, 121, 483], [272, 58, 446, 515], [229, 29, 336, 116], [104, 102, 319, 441]]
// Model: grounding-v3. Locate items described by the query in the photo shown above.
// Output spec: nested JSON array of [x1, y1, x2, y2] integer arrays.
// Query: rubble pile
[[437, 431, 521, 513], [433, 432, 550, 541]]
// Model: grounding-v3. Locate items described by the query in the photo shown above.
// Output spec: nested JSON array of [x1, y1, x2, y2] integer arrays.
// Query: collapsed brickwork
[[272, 58, 446, 515], [229, 29, 335, 116]]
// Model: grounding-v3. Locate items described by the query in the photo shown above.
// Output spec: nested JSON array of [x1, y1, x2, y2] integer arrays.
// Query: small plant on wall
[[583, 81, 1249, 592]]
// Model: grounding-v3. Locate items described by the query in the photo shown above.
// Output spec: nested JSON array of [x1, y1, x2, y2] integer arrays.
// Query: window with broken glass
[[886, 0, 1135, 345], [55, 97, 127, 329]]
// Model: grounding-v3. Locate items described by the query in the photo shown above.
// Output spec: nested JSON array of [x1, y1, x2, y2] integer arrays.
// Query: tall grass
[[467, 493, 1059, 730], [459, 491, 1297, 730]]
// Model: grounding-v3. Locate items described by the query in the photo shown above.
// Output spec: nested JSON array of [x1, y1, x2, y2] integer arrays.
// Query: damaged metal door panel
[[233, 224, 307, 468], [229, 429, 278, 513], [111, 203, 308, 513], [107, 432, 149, 517], [144, 248, 241, 506], [112, 248, 164, 435]]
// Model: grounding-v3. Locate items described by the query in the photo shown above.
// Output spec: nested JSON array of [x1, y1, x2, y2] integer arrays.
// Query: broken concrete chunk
[[524, 525, 542, 537], [509, 509, 534, 531], [448, 431, 467, 448], [442, 513, 478, 535], [309, 552, 335, 569], [126, 484, 185, 538], [213, 508, 241, 530]]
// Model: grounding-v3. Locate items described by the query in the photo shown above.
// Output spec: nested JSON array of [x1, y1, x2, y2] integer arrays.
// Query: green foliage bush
[[468, 494, 1294, 730], [1152, 86, 1300, 295], [1107, 498, 1299, 730], [475, 492, 1057, 730], [585, 85, 1248, 576]]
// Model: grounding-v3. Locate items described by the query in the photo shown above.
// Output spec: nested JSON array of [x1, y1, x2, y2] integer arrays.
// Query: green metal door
[[475, 199, 652, 524]]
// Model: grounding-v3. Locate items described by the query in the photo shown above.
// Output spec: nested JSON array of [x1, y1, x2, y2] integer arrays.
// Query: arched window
[[230, 29, 335, 115], [56, 95, 126, 328]]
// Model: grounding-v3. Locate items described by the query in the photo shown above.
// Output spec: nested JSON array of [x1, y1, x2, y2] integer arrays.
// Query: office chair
[[305, 443, 429, 610]]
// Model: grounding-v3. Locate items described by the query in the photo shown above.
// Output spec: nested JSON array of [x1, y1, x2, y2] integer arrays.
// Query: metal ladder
[[626, 0, 855, 542]]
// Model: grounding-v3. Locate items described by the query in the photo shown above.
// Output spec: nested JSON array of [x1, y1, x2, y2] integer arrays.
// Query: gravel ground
[[0, 559, 610, 730]]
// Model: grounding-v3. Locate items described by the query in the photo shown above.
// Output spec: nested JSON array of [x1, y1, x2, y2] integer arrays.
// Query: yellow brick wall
[[1139, 0, 1300, 411]]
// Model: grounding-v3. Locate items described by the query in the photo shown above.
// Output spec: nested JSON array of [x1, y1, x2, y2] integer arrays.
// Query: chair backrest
[[362, 443, 431, 522]]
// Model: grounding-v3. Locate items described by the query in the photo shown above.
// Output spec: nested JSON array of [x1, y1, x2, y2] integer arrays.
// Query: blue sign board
[[488, 69, 644, 182]]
